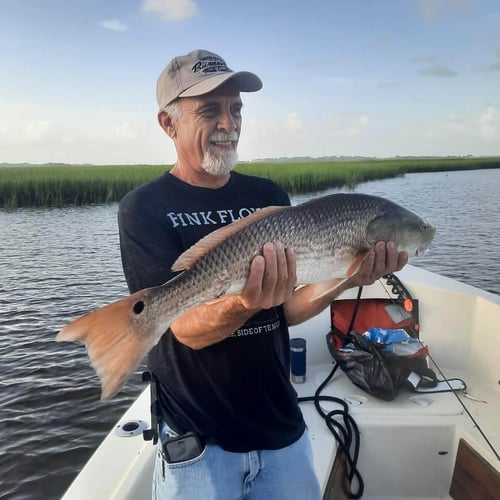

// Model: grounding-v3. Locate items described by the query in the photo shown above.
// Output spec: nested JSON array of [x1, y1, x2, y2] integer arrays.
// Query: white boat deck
[[62, 266, 500, 499]]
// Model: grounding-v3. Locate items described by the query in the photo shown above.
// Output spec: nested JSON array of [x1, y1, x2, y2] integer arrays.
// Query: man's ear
[[158, 111, 176, 138]]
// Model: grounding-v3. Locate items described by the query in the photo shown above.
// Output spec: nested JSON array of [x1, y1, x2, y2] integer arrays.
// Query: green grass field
[[1, 157, 499, 208]]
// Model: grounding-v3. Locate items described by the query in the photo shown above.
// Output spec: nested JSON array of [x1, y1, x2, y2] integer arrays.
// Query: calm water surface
[[1, 169, 499, 499]]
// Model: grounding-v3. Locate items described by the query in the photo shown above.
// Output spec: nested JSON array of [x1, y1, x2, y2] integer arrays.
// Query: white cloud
[[411, 55, 435, 64], [0, 104, 175, 164], [350, 114, 369, 136], [483, 44, 500, 71], [62, 133, 77, 145], [439, 107, 499, 142], [99, 19, 128, 32], [485, 62, 500, 72], [415, 0, 470, 21], [113, 122, 137, 142], [327, 77, 357, 86], [479, 106, 498, 140], [443, 113, 467, 133], [285, 112, 303, 131], [479, 106, 495, 124], [330, 113, 369, 138], [376, 80, 400, 90], [25, 121, 51, 141], [142, 0, 199, 21], [419, 64, 458, 77]]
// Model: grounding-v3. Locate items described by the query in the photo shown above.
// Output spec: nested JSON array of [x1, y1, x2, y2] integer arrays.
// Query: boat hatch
[[115, 419, 149, 437]]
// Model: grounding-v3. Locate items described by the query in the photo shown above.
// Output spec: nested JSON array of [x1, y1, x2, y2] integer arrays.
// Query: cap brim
[[179, 71, 262, 98]]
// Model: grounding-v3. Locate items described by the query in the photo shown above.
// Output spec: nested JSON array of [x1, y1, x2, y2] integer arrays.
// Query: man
[[118, 49, 407, 500]]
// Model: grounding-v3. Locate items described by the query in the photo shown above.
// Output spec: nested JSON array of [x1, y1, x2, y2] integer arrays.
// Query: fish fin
[[172, 205, 288, 271], [346, 252, 370, 277], [204, 295, 234, 306], [308, 252, 370, 301], [309, 278, 346, 301], [204, 279, 246, 305], [56, 291, 157, 400]]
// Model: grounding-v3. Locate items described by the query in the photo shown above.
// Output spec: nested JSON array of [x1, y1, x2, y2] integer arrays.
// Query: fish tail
[[56, 290, 158, 400]]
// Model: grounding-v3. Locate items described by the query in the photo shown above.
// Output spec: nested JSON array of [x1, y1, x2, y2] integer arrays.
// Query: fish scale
[[57, 192, 435, 400]]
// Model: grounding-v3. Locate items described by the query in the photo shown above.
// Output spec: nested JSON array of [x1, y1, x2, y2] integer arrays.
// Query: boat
[[61, 264, 499, 499]]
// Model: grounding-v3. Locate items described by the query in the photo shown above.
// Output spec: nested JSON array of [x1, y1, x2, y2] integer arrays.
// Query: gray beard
[[201, 148, 238, 177]]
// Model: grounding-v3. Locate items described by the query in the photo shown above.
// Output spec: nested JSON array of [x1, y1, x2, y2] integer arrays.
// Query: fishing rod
[[380, 273, 500, 462]]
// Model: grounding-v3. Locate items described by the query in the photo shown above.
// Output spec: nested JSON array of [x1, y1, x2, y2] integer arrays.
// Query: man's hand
[[238, 240, 407, 313], [348, 241, 408, 288], [175, 239, 408, 342], [170, 242, 296, 349], [239, 242, 297, 311]]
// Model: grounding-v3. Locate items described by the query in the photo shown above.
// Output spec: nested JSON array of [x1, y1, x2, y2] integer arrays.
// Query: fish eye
[[133, 301, 145, 315]]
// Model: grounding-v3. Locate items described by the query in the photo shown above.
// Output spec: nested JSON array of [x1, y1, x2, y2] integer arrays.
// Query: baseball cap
[[156, 49, 263, 109]]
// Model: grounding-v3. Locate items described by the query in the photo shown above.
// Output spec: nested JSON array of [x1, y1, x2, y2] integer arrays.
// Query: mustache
[[209, 132, 239, 142]]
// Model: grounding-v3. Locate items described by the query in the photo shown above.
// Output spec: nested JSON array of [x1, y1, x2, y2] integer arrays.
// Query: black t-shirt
[[118, 171, 305, 452]]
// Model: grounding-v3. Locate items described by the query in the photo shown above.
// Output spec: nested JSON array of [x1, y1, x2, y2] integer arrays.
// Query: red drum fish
[[57, 193, 435, 399]]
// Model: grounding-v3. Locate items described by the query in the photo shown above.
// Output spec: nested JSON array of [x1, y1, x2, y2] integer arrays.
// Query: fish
[[56, 193, 435, 400]]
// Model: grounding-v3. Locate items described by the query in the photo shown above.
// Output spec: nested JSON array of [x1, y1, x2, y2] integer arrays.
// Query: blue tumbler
[[290, 338, 306, 383]]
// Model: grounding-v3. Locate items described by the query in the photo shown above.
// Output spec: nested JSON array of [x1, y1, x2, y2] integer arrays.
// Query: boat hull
[[62, 265, 500, 499]]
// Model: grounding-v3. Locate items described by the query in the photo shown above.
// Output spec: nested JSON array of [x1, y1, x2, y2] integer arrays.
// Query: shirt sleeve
[[118, 200, 182, 294], [275, 187, 291, 207]]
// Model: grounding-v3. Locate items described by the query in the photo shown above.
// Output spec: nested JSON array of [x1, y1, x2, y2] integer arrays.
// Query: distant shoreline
[[1, 156, 500, 209], [1, 154, 498, 169]]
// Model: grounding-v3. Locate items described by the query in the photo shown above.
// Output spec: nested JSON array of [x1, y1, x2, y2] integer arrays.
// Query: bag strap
[[346, 285, 364, 334]]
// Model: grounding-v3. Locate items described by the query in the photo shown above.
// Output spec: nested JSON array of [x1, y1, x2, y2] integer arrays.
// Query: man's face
[[173, 84, 243, 176]]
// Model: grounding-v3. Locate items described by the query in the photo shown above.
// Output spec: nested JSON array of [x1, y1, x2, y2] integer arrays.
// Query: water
[[325, 168, 500, 296], [1, 169, 499, 499]]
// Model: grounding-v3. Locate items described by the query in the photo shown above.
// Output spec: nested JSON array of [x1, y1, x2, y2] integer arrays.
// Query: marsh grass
[[1, 157, 499, 208], [0, 164, 167, 209], [237, 161, 401, 193]]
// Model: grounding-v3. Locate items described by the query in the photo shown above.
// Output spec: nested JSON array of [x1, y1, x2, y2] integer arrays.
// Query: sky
[[1, 0, 499, 165]]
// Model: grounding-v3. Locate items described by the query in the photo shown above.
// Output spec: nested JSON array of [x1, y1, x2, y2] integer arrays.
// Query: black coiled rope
[[298, 362, 364, 499]]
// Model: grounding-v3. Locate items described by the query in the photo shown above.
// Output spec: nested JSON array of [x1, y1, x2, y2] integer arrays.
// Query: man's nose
[[217, 111, 238, 132]]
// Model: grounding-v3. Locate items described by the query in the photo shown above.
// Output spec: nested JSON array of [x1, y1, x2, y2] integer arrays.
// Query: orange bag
[[330, 297, 419, 350]]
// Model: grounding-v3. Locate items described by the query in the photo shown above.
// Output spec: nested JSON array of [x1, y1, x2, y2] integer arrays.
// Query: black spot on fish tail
[[133, 301, 145, 315]]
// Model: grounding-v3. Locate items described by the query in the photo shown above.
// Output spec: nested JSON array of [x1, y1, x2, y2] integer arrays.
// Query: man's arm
[[169, 242, 297, 349]]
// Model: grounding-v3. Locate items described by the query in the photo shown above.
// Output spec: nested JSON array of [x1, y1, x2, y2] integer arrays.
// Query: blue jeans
[[152, 422, 321, 500]]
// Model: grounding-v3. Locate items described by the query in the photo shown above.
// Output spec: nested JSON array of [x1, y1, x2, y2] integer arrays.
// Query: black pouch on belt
[[162, 432, 205, 464]]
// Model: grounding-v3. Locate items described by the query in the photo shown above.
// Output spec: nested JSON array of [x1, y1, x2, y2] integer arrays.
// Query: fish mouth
[[402, 222, 436, 257], [421, 220, 436, 233], [419, 221, 435, 256], [415, 247, 426, 257]]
